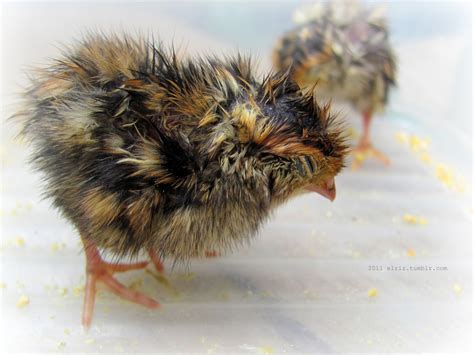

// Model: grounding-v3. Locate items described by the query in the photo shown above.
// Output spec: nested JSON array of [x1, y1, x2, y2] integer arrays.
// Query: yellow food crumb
[[15, 236, 25, 247], [419, 152, 432, 164], [8, 202, 34, 217], [258, 346, 274, 354], [436, 164, 454, 188], [51, 242, 66, 253], [56, 341, 66, 350], [354, 152, 366, 162], [0, 282, 6, 289], [367, 288, 378, 298], [403, 214, 427, 225], [409, 135, 430, 152], [394, 131, 409, 144], [64, 328, 70, 335], [85, 338, 95, 344], [434, 164, 465, 192], [403, 214, 417, 224], [395, 132, 466, 193], [409, 135, 421, 151], [453, 283, 462, 294], [72, 284, 85, 296], [16, 295, 30, 308], [406, 249, 416, 257], [58, 287, 68, 296]]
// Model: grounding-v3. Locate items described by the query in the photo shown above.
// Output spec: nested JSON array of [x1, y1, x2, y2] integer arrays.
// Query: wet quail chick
[[17, 34, 347, 327], [273, 0, 396, 169]]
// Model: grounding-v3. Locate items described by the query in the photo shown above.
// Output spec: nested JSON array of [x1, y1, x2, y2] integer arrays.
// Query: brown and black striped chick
[[273, 1, 396, 169], [17, 34, 347, 327]]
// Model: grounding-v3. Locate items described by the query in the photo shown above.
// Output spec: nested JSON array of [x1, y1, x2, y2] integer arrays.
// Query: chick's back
[[20, 34, 270, 259], [273, 3, 396, 114]]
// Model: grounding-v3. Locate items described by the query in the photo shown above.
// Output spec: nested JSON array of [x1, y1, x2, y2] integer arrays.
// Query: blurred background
[[1, 1, 472, 353]]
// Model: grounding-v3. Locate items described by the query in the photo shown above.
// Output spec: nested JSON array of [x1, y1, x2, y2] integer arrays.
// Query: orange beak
[[306, 177, 336, 202]]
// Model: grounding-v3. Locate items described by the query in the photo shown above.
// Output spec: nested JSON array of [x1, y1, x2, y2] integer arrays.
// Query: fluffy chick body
[[273, 1, 396, 115], [19, 34, 346, 262]]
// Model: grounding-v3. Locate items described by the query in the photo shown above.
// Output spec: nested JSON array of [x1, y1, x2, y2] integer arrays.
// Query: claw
[[81, 239, 160, 328]]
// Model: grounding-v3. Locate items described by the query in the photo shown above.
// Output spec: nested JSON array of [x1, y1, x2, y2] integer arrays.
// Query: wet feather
[[18, 33, 348, 262]]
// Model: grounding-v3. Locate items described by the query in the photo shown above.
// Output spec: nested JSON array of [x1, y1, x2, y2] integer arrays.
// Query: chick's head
[[202, 70, 348, 205]]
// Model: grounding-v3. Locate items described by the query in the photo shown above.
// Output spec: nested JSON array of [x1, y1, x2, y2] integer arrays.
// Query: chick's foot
[[351, 111, 391, 170], [82, 240, 160, 328], [351, 141, 390, 170]]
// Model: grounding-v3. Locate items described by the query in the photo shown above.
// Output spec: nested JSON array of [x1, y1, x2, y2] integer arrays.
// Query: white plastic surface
[[1, 2, 472, 353]]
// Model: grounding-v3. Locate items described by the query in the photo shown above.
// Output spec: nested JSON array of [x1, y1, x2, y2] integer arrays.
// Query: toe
[[351, 142, 390, 169], [82, 273, 98, 329], [372, 149, 391, 165], [106, 260, 149, 273], [100, 273, 161, 309]]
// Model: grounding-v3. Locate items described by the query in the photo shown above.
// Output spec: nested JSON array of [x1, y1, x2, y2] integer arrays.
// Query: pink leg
[[205, 250, 220, 258], [81, 238, 160, 328], [82, 272, 97, 328], [107, 261, 149, 272], [360, 111, 372, 147], [148, 249, 164, 273], [351, 111, 390, 170]]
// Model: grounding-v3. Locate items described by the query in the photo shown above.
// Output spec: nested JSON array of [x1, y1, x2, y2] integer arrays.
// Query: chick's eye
[[294, 158, 305, 176], [292, 155, 317, 177], [303, 155, 316, 174]]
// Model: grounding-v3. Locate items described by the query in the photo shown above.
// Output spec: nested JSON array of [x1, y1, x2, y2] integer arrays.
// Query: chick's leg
[[81, 238, 160, 328], [205, 250, 220, 258], [148, 249, 164, 273], [351, 111, 390, 170]]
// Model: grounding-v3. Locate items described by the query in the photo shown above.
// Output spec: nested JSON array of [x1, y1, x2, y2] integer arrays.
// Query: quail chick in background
[[273, 0, 396, 169], [17, 34, 347, 327]]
